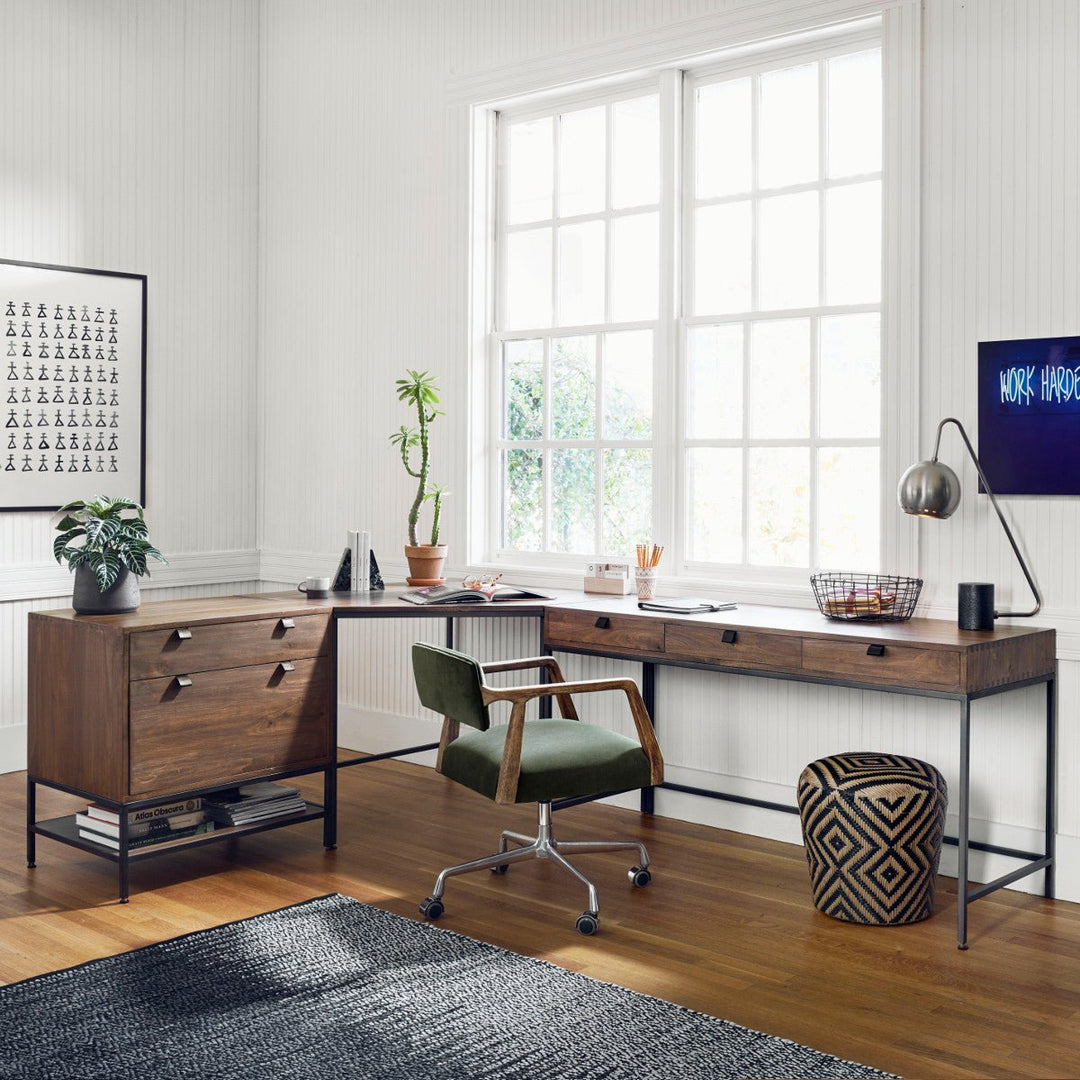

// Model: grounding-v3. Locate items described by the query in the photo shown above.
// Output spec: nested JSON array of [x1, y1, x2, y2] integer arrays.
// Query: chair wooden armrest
[[481, 655, 579, 720], [482, 677, 663, 804]]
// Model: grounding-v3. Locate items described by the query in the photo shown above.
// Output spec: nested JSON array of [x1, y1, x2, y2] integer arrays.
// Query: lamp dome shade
[[897, 460, 961, 518]]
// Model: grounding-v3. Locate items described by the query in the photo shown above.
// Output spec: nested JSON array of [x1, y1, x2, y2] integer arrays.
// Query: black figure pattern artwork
[[0, 260, 146, 510]]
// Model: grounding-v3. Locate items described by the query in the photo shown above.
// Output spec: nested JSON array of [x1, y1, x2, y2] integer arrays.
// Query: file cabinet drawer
[[129, 614, 330, 680], [128, 657, 331, 795], [544, 609, 665, 656]]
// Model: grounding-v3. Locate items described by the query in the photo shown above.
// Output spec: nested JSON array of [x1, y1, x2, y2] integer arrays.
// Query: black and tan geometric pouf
[[797, 752, 948, 925]]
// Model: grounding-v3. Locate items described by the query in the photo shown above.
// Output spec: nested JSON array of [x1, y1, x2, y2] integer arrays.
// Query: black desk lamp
[[896, 416, 1041, 625]]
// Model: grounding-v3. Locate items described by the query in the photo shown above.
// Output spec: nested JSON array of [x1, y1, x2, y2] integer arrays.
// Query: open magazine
[[401, 584, 551, 605]]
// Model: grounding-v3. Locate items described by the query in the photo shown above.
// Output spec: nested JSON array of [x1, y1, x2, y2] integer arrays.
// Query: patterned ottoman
[[797, 752, 948, 925]]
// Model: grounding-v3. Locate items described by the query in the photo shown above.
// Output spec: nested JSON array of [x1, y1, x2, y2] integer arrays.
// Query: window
[[488, 31, 883, 579]]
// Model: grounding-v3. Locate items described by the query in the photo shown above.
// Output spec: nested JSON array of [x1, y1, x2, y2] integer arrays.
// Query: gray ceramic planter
[[72, 563, 140, 614]]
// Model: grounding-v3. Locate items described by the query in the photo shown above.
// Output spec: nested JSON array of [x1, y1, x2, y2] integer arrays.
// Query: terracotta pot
[[404, 544, 448, 586], [72, 563, 140, 614]]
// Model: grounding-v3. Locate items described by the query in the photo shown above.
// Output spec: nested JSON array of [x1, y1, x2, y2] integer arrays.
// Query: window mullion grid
[[809, 57, 829, 572], [655, 66, 681, 572], [743, 71, 760, 568], [595, 331, 604, 553], [542, 334, 553, 554]]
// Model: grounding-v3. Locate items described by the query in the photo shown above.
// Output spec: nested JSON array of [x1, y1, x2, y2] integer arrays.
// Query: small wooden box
[[583, 575, 634, 595]]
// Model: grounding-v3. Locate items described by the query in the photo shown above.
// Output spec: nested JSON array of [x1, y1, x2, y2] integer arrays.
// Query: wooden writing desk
[[28, 587, 1055, 948], [543, 596, 1057, 949]]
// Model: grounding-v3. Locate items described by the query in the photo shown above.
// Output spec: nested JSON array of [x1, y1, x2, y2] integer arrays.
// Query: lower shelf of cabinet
[[33, 802, 326, 862]]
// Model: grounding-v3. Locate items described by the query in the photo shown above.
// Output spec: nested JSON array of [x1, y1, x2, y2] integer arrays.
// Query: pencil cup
[[635, 567, 657, 600]]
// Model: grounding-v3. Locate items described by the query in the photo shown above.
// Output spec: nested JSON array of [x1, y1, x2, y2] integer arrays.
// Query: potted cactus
[[53, 495, 167, 613], [389, 370, 450, 584]]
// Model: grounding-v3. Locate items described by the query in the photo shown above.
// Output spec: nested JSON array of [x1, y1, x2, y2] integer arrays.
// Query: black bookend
[[369, 550, 385, 590], [331, 547, 352, 591]]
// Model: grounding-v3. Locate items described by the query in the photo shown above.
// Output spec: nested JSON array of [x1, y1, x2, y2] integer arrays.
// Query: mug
[[298, 575, 331, 599]]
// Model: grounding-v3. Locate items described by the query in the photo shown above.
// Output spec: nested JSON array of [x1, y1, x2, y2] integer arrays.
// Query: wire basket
[[810, 572, 923, 622]]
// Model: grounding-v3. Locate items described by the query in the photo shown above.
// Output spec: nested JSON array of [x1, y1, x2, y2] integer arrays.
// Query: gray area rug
[[0, 894, 896, 1079]]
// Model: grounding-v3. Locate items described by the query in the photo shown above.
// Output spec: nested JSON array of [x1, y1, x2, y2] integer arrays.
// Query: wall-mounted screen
[[978, 334, 1080, 495]]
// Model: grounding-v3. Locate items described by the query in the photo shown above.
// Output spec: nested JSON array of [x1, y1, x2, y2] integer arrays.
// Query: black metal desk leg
[[1045, 676, 1056, 898], [957, 698, 971, 949], [539, 643, 552, 720], [118, 815, 130, 904], [26, 777, 35, 869], [324, 762, 338, 849], [641, 662, 656, 816]]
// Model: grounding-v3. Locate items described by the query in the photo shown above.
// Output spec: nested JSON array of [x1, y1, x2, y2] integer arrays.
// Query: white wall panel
[[0, 0, 261, 745]]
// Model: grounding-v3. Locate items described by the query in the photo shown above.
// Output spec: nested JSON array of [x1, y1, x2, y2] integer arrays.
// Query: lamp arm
[[933, 417, 1042, 618]]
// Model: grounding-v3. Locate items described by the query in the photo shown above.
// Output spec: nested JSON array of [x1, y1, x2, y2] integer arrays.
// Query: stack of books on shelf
[[76, 798, 215, 851], [201, 782, 306, 827]]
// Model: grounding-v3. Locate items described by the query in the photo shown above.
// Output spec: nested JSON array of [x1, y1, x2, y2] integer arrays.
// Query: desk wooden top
[[545, 596, 1056, 696]]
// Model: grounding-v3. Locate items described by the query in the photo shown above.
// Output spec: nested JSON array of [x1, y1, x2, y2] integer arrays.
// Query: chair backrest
[[411, 643, 490, 731]]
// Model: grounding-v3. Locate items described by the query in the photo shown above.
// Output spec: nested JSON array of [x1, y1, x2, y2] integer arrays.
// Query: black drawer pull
[[278, 661, 295, 675], [595, 617, 611, 629], [173, 675, 193, 689], [866, 644, 885, 657], [722, 629, 738, 644], [279, 618, 296, 631], [174, 628, 192, 641]]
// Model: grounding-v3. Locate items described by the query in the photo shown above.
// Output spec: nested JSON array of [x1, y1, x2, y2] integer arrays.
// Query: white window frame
[[679, 28, 884, 585], [464, 8, 920, 600], [489, 76, 675, 569]]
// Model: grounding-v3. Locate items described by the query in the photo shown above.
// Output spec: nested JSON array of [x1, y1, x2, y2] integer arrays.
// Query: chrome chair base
[[419, 801, 651, 934]]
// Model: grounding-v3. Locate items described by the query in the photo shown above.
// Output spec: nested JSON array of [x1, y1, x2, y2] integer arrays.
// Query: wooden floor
[[4, 758, 1080, 1080]]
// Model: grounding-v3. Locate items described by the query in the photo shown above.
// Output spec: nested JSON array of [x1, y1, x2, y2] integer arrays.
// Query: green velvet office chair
[[411, 642, 664, 935]]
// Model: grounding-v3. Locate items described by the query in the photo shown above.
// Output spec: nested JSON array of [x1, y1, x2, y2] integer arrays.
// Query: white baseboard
[[0, 725, 26, 774], [337, 703, 440, 768]]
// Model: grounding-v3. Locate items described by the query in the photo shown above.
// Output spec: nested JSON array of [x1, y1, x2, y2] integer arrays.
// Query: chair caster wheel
[[419, 896, 444, 920], [490, 863, 509, 875], [575, 911, 599, 936], [628, 865, 652, 887]]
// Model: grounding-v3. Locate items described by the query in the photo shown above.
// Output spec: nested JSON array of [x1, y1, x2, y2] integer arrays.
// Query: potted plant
[[53, 495, 167, 614], [389, 370, 450, 584]]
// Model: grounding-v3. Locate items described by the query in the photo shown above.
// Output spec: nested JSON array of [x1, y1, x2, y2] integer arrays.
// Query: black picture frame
[[1, 257, 147, 511]]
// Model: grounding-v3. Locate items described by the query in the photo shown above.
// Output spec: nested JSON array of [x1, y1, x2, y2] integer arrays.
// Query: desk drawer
[[128, 657, 331, 795], [802, 639, 960, 691], [545, 609, 664, 656], [130, 614, 330, 680], [665, 623, 802, 673]]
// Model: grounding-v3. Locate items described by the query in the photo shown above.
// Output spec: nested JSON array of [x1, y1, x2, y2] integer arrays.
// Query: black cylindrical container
[[958, 582, 995, 631]]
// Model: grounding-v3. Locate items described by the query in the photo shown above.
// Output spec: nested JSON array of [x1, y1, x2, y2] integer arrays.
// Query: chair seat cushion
[[441, 718, 653, 804]]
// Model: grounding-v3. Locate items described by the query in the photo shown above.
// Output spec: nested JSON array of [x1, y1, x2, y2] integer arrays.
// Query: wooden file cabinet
[[27, 596, 337, 901]]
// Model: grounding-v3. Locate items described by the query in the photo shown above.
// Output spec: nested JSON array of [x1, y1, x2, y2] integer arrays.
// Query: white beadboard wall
[[0, 2, 262, 744], [258, 0, 1080, 900]]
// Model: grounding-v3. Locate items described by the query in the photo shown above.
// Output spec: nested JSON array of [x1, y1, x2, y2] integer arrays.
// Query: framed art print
[[1, 258, 146, 511]]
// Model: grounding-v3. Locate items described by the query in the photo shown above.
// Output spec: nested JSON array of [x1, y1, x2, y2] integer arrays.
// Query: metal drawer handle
[[866, 644, 885, 657], [174, 628, 192, 641], [595, 617, 611, 629], [722, 629, 738, 645], [278, 661, 295, 675], [173, 675, 193, 689], [280, 618, 295, 630]]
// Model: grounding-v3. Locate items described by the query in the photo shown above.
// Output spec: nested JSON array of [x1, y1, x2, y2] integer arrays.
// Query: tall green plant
[[53, 495, 166, 592], [389, 370, 448, 546]]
